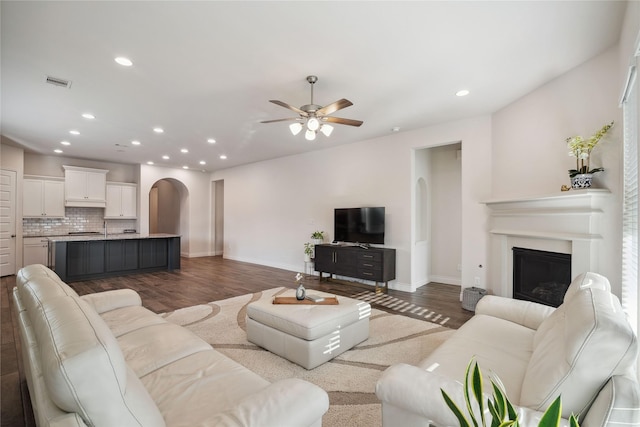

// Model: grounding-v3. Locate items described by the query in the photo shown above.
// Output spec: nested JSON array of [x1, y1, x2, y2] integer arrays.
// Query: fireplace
[[513, 247, 571, 307]]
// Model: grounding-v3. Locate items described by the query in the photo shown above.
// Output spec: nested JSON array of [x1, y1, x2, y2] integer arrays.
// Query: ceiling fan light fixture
[[307, 117, 320, 131], [320, 124, 334, 137], [289, 122, 303, 135], [305, 129, 316, 141]]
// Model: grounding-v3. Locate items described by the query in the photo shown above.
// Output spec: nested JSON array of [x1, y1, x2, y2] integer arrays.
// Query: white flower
[[295, 273, 303, 282]]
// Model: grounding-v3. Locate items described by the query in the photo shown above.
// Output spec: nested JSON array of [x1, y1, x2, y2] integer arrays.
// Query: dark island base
[[53, 236, 180, 282]]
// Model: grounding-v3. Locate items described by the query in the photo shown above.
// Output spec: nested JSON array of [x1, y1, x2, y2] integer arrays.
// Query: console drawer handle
[[363, 263, 373, 267]]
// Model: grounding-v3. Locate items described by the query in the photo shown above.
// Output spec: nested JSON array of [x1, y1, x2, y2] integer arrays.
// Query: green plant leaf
[[538, 396, 562, 427], [463, 361, 480, 427], [491, 382, 508, 420], [569, 414, 580, 427], [442, 389, 472, 427], [471, 362, 486, 427]]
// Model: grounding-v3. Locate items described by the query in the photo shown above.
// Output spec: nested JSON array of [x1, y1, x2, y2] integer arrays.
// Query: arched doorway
[[149, 178, 189, 253]]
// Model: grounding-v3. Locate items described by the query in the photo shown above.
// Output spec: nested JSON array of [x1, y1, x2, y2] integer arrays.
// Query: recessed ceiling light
[[115, 57, 133, 67], [60, 140, 71, 146], [69, 130, 80, 135], [54, 149, 63, 154], [162, 155, 170, 160], [207, 138, 216, 144], [153, 127, 164, 133], [220, 155, 227, 160], [81, 113, 95, 119], [183, 166, 189, 169], [199, 160, 206, 165], [131, 140, 141, 145], [181, 148, 188, 153], [391, 127, 400, 132], [456, 89, 470, 97], [147, 161, 154, 165]]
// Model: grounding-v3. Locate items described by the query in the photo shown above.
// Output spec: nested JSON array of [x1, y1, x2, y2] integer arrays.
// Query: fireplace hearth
[[513, 247, 571, 307]]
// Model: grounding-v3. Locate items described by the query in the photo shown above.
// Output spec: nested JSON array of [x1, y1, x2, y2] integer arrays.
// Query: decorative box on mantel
[[483, 189, 611, 299]]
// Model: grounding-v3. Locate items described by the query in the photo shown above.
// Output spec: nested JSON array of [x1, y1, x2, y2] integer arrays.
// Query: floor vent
[[45, 76, 72, 88]]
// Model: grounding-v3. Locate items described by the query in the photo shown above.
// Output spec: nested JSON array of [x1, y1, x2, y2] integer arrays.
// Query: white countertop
[[46, 233, 180, 242]]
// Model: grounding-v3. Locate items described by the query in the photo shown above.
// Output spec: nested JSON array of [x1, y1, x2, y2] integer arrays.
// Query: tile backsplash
[[23, 207, 137, 236]]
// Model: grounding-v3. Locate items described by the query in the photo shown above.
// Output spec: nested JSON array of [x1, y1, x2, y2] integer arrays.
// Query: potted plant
[[566, 121, 613, 189], [310, 231, 325, 245], [442, 359, 579, 427], [304, 242, 314, 262]]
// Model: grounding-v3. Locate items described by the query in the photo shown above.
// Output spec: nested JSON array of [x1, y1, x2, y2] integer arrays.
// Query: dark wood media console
[[314, 244, 396, 293]]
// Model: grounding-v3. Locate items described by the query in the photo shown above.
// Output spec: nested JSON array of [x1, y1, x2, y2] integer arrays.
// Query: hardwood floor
[[1, 256, 472, 427]]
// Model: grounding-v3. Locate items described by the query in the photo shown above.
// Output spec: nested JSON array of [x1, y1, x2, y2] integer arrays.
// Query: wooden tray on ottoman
[[273, 296, 339, 305]]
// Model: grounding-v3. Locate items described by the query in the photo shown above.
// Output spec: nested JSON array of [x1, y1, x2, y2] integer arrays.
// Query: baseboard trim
[[429, 275, 461, 286]]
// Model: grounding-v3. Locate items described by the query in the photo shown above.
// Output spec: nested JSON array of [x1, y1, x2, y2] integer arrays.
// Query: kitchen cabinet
[[105, 183, 137, 219], [63, 165, 108, 207], [140, 238, 168, 268], [23, 178, 65, 218], [105, 239, 139, 272], [65, 241, 105, 278], [23, 237, 50, 266]]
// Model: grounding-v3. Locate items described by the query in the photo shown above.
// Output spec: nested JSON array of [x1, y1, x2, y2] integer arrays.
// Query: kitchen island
[[48, 233, 180, 282]]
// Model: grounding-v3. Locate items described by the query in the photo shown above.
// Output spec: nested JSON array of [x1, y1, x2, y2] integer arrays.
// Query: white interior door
[[0, 170, 17, 276]]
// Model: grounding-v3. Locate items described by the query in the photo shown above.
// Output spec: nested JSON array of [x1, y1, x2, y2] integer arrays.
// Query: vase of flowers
[[295, 272, 306, 300], [566, 121, 613, 189]]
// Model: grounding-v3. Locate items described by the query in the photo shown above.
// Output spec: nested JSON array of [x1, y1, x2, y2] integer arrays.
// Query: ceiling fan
[[261, 75, 363, 141]]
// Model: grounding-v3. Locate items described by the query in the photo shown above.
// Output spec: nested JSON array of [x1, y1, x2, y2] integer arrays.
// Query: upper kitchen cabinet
[[63, 165, 108, 207], [105, 182, 137, 219], [23, 177, 65, 218]]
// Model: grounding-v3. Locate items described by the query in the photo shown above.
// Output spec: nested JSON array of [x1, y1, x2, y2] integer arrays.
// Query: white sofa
[[13, 264, 329, 427], [376, 272, 640, 427]]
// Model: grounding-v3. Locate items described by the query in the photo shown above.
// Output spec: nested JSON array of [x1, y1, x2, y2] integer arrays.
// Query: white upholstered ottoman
[[246, 290, 371, 369]]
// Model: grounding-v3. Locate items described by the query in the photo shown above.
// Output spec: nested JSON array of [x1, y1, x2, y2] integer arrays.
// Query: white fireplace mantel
[[483, 189, 611, 297]]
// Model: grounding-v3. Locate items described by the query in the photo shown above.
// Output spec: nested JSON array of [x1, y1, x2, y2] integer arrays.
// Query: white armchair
[[375, 272, 640, 427]]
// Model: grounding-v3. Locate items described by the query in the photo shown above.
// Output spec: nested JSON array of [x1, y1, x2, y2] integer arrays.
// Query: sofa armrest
[[80, 289, 142, 314], [375, 363, 466, 426], [581, 375, 640, 427], [207, 378, 329, 427], [475, 295, 555, 330]]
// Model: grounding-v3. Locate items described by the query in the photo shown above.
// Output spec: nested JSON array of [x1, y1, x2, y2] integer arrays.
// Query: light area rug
[[161, 287, 454, 427]]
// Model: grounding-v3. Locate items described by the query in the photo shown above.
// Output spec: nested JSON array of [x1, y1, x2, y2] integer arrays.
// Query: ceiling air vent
[[45, 76, 72, 88]]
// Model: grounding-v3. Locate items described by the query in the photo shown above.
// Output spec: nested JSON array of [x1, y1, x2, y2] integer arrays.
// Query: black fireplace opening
[[513, 247, 571, 308]]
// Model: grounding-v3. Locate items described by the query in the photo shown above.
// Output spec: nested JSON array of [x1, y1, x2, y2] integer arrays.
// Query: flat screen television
[[334, 207, 385, 245]]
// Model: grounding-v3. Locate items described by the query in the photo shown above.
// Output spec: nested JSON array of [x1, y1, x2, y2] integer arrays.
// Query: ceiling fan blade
[[269, 100, 307, 116], [260, 117, 301, 124], [317, 98, 353, 116], [322, 116, 363, 127]]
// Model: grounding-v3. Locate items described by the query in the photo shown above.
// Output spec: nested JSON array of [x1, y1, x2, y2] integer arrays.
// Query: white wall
[[491, 46, 623, 294], [212, 116, 492, 291]]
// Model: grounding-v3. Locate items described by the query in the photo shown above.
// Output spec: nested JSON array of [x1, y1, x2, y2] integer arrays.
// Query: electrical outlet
[[474, 276, 480, 286]]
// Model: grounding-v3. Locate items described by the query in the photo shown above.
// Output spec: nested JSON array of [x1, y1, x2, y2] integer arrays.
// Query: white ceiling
[[0, 1, 627, 172]]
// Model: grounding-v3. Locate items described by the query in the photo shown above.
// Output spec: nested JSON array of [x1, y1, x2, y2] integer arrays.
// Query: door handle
[[10, 234, 16, 238]]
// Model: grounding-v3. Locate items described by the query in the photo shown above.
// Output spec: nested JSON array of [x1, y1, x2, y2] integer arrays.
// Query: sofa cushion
[[562, 271, 610, 303], [117, 322, 213, 377], [140, 350, 271, 426], [419, 314, 535, 402], [521, 287, 638, 419]]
